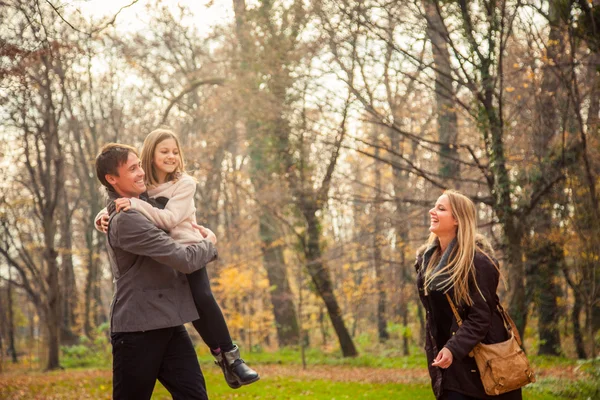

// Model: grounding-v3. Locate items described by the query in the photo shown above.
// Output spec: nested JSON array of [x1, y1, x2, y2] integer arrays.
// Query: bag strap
[[496, 303, 523, 346], [445, 293, 523, 347], [445, 293, 464, 326]]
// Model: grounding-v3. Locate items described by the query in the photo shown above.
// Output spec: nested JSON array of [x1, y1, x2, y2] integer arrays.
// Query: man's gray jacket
[[106, 202, 217, 333]]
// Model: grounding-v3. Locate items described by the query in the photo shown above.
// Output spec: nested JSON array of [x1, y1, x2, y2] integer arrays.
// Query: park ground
[[0, 347, 598, 399]]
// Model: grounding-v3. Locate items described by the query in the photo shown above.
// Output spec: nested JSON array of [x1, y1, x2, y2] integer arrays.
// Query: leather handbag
[[445, 293, 536, 396]]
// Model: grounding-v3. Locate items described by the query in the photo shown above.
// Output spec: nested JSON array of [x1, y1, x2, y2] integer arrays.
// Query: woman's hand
[[115, 198, 132, 213], [432, 347, 453, 369], [97, 214, 109, 233], [191, 222, 217, 245]]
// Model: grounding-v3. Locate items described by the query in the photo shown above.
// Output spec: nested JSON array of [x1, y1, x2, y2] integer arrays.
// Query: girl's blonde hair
[[424, 189, 496, 306], [141, 129, 186, 187]]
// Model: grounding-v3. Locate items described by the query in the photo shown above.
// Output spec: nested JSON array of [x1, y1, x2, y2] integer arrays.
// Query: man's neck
[[107, 189, 139, 200]]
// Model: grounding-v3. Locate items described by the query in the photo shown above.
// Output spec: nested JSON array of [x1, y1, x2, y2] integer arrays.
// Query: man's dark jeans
[[111, 325, 207, 400]]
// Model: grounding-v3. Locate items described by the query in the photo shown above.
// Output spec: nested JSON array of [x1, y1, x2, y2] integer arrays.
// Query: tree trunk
[[388, 98, 412, 354], [525, 1, 565, 356], [402, 308, 410, 356], [93, 257, 107, 328], [423, 1, 460, 182], [45, 305, 61, 371], [83, 252, 96, 337], [304, 210, 357, 357], [7, 274, 18, 364], [585, 51, 600, 342], [572, 292, 587, 359], [483, 98, 528, 337], [527, 241, 562, 355], [59, 189, 78, 345], [232, 0, 301, 348], [319, 307, 328, 346], [44, 243, 61, 370], [0, 283, 5, 371], [259, 213, 300, 347], [84, 191, 106, 335], [372, 131, 389, 342], [505, 223, 527, 338]]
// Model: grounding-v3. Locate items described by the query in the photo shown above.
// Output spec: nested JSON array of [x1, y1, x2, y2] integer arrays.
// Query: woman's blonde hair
[[140, 129, 186, 187], [424, 189, 495, 306]]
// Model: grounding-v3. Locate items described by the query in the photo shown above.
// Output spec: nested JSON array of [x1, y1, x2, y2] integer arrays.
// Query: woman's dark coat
[[415, 237, 522, 400]]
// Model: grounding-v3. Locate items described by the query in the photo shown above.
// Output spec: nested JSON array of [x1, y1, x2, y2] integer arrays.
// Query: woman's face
[[429, 194, 458, 237], [153, 138, 180, 176]]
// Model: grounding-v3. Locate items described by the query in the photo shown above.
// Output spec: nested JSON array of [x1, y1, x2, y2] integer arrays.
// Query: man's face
[[105, 152, 146, 197]]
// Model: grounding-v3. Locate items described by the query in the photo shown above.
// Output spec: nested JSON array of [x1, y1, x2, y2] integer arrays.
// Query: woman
[[415, 190, 521, 400], [96, 129, 259, 389]]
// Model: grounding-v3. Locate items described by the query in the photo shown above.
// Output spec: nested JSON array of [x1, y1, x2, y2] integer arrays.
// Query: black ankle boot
[[222, 345, 260, 386], [213, 350, 241, 389]]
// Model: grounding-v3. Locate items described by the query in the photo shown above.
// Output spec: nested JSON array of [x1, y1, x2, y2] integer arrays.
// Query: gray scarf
[[422, 238, 457, 293]]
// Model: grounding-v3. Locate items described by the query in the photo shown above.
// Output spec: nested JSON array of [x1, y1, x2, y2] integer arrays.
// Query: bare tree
[[0, 0, 80, 369], [231, 0, 303, 348]]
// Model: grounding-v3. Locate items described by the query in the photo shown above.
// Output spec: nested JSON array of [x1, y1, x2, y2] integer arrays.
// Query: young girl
[[415, 190, 521, 400], [96, 129, 259, 389]]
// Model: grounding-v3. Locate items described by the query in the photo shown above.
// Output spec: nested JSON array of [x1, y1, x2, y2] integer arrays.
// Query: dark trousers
[[111, 325, 207, 400], [445, 390, 522, 400], [188, 267, 234, 352], [445, 391, 480, 400]]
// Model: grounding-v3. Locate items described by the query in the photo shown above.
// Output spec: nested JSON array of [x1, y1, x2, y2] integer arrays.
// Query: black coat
[[415, 241, 522, 400]]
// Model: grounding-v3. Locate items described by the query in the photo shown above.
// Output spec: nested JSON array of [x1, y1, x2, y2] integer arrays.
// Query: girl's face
[[153, 138, 180, 176], [429, 194, 458, 237]]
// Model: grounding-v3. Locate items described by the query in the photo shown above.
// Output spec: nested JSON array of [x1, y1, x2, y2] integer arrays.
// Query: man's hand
[[97, 214, 109, 233], [191, 222, 217, 245], [115, 198, 132, 213], [432, 347, 453, 369]]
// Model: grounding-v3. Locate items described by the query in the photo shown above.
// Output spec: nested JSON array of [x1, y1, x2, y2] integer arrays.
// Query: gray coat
[[106, 199, 217, 333]]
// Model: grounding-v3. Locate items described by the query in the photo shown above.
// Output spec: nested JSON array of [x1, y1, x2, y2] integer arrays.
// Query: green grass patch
[[196, 346, 427, 369], [529, 355, 580, 368], [529, 358, 600, 400], [148, 366, 564, 400]]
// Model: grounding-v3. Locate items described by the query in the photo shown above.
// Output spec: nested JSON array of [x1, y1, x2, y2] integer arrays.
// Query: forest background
[[0, 0, 599, 398]]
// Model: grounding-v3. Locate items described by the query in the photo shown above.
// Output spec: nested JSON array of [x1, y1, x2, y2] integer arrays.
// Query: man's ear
[[105, 174, 117, 185]]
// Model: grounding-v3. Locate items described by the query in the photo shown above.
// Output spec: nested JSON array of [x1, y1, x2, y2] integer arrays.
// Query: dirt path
[[0, 363, 583, 387], [255, 364, 430, 384]]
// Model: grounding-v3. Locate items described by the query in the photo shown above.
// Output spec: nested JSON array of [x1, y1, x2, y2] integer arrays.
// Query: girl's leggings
[[187, 267, 234, 352]]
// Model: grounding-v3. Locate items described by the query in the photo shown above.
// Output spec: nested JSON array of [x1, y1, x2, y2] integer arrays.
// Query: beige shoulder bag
[[445, 293, 536, 396]]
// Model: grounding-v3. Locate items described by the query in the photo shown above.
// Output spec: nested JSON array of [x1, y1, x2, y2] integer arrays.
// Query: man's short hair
[[95, 143, 139, 190]]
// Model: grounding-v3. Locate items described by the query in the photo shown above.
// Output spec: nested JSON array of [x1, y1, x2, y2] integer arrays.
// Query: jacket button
[[158, 294, 163, 298]]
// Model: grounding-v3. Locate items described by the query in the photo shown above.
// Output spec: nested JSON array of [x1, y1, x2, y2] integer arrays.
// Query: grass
[[0, 365, 564, 400]]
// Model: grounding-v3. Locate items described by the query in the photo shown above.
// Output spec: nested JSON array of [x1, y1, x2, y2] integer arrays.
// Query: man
[[95, 143, 216, 400]]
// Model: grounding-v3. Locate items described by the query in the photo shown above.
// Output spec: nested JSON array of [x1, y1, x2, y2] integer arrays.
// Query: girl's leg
[[187, 268, 234, 351], [187, 267, 259, 388]]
